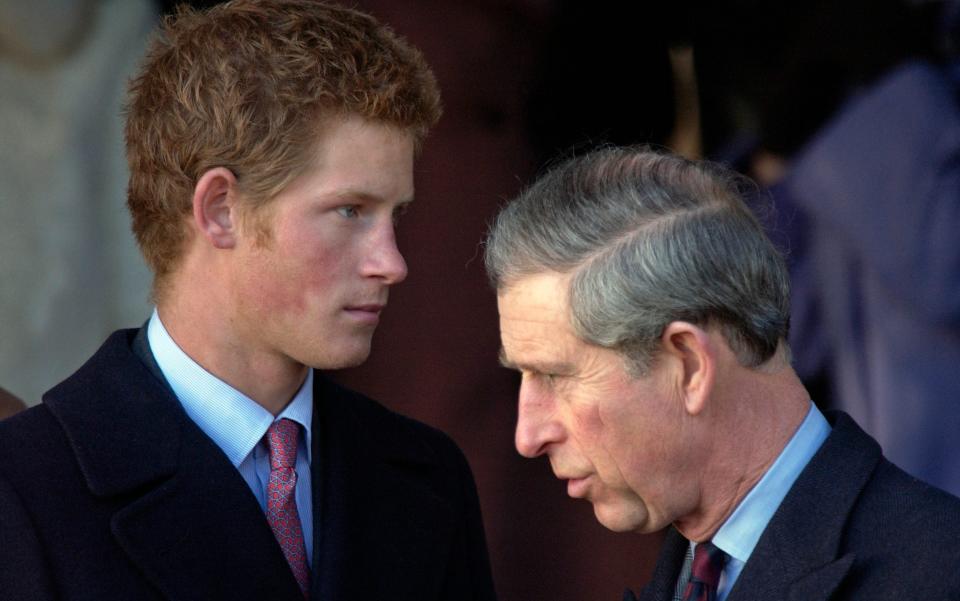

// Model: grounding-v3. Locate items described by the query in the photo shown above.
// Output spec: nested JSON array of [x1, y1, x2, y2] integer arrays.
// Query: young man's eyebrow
[[324, 188, 414, 205]]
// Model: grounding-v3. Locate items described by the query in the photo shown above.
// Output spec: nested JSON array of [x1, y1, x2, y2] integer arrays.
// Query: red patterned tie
[[266, 419, 310, 598], [681, 541, 727, 601]]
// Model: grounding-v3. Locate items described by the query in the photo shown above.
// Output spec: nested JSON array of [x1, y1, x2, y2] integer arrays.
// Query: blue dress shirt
[[147, 309, 314, 566], [678, 402, 830, 600]]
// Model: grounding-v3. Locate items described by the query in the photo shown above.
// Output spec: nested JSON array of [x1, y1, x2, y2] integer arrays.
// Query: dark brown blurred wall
[[332, 2, 663, 600]]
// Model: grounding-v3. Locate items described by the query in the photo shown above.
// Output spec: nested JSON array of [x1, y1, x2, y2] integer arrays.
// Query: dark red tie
[[266, 419, 310, 598], [681, 541, 728, 601]]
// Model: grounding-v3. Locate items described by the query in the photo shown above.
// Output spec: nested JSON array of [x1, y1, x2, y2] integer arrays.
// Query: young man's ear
[[192, 167, 240, 249], [660, 321, 716, 416]]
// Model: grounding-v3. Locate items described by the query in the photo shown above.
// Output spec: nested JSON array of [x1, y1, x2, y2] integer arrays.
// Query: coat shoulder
[[849, 457, 960, 549], [318, 376, 470, 469], [836, 458, 960, 598], [0, 404, 73, 481]]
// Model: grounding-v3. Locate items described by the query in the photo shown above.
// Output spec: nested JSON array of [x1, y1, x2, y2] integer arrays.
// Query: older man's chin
[[592, 500, 657, 534]]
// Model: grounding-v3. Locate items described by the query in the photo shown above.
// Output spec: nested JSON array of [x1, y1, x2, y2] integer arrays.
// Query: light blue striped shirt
[[680, 401, 830, 600], [147, 309, 314, 566]]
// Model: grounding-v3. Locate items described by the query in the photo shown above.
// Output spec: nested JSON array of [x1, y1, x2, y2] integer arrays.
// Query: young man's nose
[[362, 224, 408, 285]]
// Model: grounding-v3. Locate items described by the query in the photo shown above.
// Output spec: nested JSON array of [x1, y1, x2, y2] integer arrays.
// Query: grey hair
[[484, 147, 791, 375]]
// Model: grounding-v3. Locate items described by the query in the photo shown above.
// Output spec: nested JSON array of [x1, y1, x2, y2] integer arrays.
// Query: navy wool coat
[[0, 328, 497, 601], [631, 412, 960, 601]]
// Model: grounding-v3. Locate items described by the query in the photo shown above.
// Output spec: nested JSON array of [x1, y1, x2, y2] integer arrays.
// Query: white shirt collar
[[146, 308, 313, 466]]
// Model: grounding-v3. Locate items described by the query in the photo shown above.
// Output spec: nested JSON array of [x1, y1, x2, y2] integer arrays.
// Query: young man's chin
[[303, 341, 374, 371]]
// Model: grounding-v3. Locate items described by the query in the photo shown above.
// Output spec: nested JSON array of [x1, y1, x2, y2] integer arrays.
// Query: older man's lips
[[567, 476, 590, 499], [344, 304, 384, 324]]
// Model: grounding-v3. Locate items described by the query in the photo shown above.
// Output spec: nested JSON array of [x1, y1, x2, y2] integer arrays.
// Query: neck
[[675, 357, 810, 542], [158, 268, 307, 416]]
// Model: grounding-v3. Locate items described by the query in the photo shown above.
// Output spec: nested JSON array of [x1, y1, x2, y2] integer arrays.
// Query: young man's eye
[[336, 205, 359, 218]]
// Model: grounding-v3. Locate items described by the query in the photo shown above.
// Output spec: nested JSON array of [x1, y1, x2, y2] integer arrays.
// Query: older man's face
[[498, 272, 697, 533]]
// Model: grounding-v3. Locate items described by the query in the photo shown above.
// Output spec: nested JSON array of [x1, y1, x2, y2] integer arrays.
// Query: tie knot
[[267, 418, 300, 469], [690, 541, 727, 589]]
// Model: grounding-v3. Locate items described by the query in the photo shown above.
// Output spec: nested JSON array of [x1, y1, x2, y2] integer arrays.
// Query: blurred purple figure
[[781, 57, 960, 496]]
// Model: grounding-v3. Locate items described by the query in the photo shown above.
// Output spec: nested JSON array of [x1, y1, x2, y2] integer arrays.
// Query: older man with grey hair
[[486, 147, 960, 601]]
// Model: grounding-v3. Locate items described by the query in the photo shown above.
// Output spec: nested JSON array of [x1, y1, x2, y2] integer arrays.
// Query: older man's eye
[[392, 203, 410, 225], [535, 372, 557, 386], [336, 205, 359, 218]]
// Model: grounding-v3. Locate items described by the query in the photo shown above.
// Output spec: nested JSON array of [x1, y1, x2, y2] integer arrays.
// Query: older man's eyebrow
[[498, 348, 575, 375], [498, 347, 517, 370]]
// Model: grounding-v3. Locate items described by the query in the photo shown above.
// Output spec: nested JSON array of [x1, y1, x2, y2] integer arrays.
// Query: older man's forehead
[[498, 270, 570, 301]]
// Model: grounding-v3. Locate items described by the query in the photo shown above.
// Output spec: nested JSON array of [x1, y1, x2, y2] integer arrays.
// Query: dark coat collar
[[636, 528, 687, 601], [43, 329, 182, 496], [310, 373, 458, 600], [727, 412, 878, 601], [639, 412, 880, 601], [43, 328, 459, 601]]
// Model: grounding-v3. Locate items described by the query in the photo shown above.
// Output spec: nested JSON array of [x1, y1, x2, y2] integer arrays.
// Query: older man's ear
[[659, 321, 717, 417]]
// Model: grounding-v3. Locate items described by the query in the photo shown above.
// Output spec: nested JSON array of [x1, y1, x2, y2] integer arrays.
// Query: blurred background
[[2, 1, 960, 599]]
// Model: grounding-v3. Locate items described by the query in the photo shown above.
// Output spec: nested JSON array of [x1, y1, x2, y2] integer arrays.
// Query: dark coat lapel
[[638, 527, 687, 601], [312, 375, 458, 601], [44, 329, 303, 601], [726, 412, 880, 601]]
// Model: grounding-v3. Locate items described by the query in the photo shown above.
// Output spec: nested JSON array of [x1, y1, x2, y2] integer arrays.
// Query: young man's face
[[498, 272, 699, 534], [230, 115, 414, 370]]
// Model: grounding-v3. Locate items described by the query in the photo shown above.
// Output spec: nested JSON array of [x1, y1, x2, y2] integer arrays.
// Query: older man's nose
[[514, 379, 564, 458]]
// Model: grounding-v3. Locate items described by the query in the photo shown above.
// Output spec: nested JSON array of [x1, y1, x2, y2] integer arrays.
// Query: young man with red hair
[[0, 3, 496, 599]]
